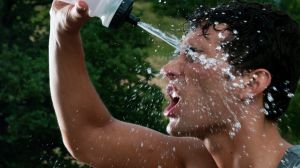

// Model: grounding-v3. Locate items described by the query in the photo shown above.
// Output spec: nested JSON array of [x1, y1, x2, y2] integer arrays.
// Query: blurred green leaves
[[0, 0, 300, 167], [0, 0, 166, 167]]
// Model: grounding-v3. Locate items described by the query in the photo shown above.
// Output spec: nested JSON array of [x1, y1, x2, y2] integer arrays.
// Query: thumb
[[67, 0, 89, 31]]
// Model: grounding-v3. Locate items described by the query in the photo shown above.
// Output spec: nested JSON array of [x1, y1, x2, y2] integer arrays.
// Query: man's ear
[[239, 69, 272, 100]]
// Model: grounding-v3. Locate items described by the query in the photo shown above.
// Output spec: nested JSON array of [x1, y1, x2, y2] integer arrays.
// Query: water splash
[[138, 22, 180, 49]]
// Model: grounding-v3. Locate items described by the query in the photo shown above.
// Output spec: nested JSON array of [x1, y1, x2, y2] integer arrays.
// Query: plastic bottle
[[59, 0, 140, 28]]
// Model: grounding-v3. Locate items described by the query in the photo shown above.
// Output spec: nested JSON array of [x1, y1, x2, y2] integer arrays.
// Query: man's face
[[162, 25, 242, 138]]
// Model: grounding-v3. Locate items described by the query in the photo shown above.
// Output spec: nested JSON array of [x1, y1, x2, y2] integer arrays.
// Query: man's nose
[[161, 54, 185, 80]]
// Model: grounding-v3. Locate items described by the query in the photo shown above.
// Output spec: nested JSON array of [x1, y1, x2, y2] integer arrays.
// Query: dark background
[[0, 0, 299, 167]]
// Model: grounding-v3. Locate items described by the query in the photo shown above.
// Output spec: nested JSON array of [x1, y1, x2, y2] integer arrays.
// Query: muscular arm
[[49, 1, 216, 167]]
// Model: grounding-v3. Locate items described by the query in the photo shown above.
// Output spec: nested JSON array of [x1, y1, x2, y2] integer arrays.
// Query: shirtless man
[[49, 0, 300, 167]]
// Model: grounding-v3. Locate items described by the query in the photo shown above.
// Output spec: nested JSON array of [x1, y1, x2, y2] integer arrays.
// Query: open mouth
[[165, 85, 181, 116], [167, 97, 180, 111]]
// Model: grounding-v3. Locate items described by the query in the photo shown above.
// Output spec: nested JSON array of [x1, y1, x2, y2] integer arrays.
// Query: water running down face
[[161, 24, 257, 138]]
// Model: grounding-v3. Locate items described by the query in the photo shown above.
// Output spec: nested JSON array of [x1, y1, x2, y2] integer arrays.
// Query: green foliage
[[279, 81, 300, 144], [151, 0, 232, 17], [0, 1, 78, 166], [81, 19, 167, 132], [1, 0, 300, 167], [0, 0, 166, 167], [149, 0, 291, 18], [280, 0, 300, 22]]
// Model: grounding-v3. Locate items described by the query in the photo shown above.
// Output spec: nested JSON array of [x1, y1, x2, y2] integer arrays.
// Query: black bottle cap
[[127, 14, 140, 26], [109, 0, 140, 28]]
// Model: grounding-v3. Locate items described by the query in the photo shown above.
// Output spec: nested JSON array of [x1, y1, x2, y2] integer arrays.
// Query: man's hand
[[50, 0, 89, 35]]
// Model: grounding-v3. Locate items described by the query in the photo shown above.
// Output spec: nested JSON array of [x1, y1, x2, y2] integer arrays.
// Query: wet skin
[[163, 25, 238, 138], [162, 26, 292, 168]]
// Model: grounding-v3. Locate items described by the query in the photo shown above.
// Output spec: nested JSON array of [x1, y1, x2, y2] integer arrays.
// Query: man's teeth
[[171, 91, 179, 99]]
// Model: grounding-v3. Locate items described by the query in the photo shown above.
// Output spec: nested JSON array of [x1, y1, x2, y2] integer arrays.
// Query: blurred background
[[0, 0, 299, 167]]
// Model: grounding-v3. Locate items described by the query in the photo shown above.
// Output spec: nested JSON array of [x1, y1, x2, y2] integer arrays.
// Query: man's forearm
[[49, 31, 112, 140]]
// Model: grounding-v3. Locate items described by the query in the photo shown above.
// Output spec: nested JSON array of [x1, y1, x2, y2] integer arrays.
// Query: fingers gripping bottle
[[60, 0, 140, 28]]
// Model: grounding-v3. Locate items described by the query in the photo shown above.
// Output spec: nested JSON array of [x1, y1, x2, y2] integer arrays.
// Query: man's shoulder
[[278, 145, 300, 168]]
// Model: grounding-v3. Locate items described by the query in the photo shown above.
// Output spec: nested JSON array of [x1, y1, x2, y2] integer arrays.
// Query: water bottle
[[60, 0, 140, 28]]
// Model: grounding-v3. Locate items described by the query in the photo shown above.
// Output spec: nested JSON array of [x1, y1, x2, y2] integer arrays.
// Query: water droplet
[[267, 93, 274, 102], [147, 67, 152, 74], [287, 93, 294, 98], [218, 32, 225, 39], [131, 128, 135, 132], [229, 131, 236, 139], [284, 80, 290, 85], [216, 46, 222, 50], [234, 122, 241, 130]]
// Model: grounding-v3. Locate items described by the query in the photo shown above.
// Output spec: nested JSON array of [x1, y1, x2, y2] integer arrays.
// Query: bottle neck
[[126, 14, 140, 26]]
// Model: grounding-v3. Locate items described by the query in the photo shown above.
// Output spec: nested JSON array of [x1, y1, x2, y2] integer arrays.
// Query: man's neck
[[203, 118, 291, 168]]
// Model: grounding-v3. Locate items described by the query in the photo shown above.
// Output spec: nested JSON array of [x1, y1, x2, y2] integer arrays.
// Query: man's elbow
[[64, 142, 101, 167], [61, 135, 90, 163]]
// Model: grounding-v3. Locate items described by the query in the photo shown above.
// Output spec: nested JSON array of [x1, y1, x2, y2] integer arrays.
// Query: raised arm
[[49, 1, 216, 167], [49, 0, 111, 149]]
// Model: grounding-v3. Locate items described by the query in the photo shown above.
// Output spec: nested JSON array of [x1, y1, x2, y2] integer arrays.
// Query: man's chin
[[166, 118, 177, 135], [166, 119, 205, 137], [166, 118, 186, 136]]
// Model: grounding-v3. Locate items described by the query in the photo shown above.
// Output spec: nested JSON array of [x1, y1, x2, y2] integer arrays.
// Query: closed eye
[[189, 47, 196, 52], [188, 46, 203, 53], [189, 47, 204, 54], [185, 48, 197, 63], [185, 47, 205, 63]]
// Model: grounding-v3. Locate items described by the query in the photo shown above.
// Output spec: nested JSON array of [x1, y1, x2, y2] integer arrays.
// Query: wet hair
[[188, 0, 300, 121]]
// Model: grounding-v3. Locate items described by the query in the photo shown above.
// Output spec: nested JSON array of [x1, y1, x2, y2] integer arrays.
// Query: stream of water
[[137, 22, 180, 50]]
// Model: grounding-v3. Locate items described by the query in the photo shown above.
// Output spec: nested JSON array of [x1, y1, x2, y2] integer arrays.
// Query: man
[[49, 0, 300, 168]]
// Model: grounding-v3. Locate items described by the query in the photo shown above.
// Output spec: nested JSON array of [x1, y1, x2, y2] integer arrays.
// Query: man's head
[[163, 1, 300, 137], [188, 0, 300, 121]]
